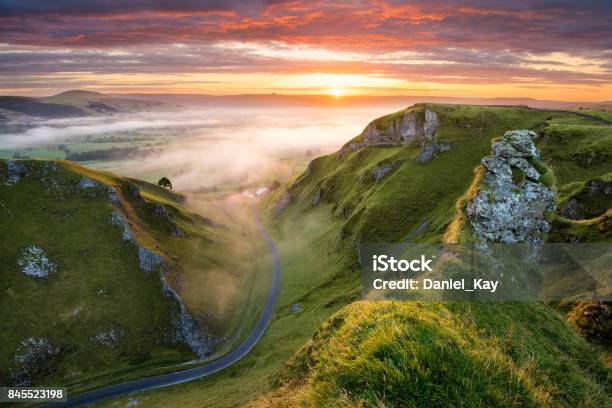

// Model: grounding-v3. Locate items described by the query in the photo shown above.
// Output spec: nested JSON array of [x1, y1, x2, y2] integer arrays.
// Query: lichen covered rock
[[3, 160, 28, 185], [10, 337, 63, 386], [372, 163, 397, 181], [92, 327, 123, 347], [560, 177, 612, 220], [17, 246, 57, 277], [78, 177, 99, 189], [109, 210, 133, 241], [161, 275, 216, 358], [341, 107, 440, 155], [467, 130, 556, 244], [138, 246, 164, 273]]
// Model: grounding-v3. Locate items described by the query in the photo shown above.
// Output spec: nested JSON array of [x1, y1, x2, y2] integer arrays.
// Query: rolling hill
[[250, 104, 611, 407], [0, 103, 609, 407], [0, 159, 269, 394], [123, 103, 610, 407], [0, 90, 160, 120], [41, 90, 160, 115]]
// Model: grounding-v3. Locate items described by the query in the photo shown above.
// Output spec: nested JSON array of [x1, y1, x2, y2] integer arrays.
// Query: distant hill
[[0, 96, 86, 118], [42, 90, 160, 115], [1, 91, 608, 118], [0, 90, 160, 119], [121, 93, 611, 109]]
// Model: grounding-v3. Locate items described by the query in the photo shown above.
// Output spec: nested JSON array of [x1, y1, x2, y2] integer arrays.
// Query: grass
[[98, 205, 360, 408], [254, 301, 611, 407], [0, 159, 270, 395], [0, 160, 193, 388], [248, 103, 611, 407], [512, 166, 527, 184], [555, 173, 612, 220], [26, 103, 610, 407]]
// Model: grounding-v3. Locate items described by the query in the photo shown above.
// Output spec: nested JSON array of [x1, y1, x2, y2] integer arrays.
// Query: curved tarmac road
[[45, 208, 281, 407]]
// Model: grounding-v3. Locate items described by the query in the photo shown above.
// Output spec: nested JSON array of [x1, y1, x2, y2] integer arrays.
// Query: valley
[[0, 99, 610, 407], [2, 2, 610, 407]]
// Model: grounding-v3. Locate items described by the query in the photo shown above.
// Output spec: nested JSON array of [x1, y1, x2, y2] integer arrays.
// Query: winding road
[[45, 208, 281, 407]]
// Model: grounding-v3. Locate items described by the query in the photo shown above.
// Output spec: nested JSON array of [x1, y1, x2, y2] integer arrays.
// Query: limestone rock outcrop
[[467, 130, 556, 244], [10, 337, 63, 386], [361, 107, 440, 146], [339, 107, 446, 162], [17, 246, 57, 278]]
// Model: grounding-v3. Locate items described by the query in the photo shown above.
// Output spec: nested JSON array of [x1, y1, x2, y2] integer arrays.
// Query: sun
[[328, 88, 345, 98]]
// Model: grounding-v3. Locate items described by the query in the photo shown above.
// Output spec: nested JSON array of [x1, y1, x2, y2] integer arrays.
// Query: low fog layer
[[0, 106, 398, 191]]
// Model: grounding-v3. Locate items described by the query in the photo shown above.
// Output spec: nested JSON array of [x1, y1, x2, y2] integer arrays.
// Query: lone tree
[[157, 177, 172, 190]]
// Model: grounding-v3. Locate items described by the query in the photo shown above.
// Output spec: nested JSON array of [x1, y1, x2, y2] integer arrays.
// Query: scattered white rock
[[153, 203, 170, 218], [171, 225, 185, 237], [92, 327, 123, 347], [11, 337, 62, 386], [78, 177, 99, 189], [4, 160, 28, 185], [17, 246, 57, 278], [372, 163, 399, 181]]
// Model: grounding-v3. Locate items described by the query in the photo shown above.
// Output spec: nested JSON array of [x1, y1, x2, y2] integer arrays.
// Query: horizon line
[[7, 89, 611, 104]]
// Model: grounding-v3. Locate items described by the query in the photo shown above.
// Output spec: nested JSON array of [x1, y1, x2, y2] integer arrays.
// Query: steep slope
[[253, 302, 610, 407], [96, 103, 610, 408], [270, 103, 610, 247], [248, 103, 611, 407], [0, 159, 239, 391]]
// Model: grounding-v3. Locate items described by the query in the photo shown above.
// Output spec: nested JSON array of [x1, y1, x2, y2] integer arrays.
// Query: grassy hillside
[[255, 301, 610, 407], [0, 90, 160, 120], [249, 104, 611, 406], [41, 90, 160, 115], [0, 96, 86, 118], [0, 159, 268, 394], [98, 103, 610, 407]]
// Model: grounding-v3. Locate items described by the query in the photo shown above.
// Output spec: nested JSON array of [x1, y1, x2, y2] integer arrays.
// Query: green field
[[96, 104, 611, 407], [0, 103, 609, 407], [0, 160, 270, 394]]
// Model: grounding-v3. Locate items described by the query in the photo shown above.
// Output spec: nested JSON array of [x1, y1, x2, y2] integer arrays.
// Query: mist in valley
[[0, 105, 400, 192]]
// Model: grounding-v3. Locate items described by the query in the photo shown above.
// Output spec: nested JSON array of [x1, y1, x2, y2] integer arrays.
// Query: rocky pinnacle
[[467, 130, 556, 244]]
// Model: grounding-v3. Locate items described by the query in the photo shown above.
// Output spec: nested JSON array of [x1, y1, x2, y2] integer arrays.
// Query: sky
[[0, 0, 611, 101]]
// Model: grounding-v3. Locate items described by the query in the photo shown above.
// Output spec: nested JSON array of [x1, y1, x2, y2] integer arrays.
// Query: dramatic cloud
[[0, 0, 610, 98]]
